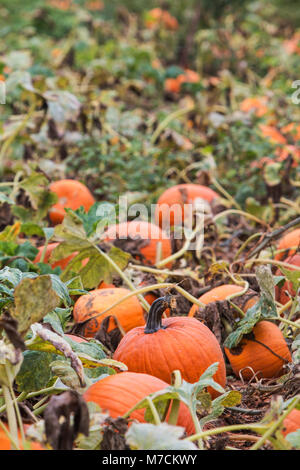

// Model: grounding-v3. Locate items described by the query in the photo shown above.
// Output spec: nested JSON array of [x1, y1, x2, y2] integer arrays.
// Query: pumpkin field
[[0, 0, 300, 453]]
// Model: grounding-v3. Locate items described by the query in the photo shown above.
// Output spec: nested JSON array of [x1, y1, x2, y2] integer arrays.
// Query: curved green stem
[[150, 105, 194, 145], [186, 424, 268, 442], [213, 209, 268, 227], [93, 243, 150, 312]]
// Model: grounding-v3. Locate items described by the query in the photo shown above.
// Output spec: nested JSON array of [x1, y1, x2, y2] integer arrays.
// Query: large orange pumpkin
[[224, 321, 292, 380], [282, 409, 300, 437], [83, 371, 194, 435], [275, 254, 300, 305], [275, 229, 300, 261], [113, 296, 226, 397], [188, 284, 259, 317], [0, 428, 44, 450], [103, 221, 172, 267], [49, 179, 95, 225], [73, 287, 145, 337], [155, 184, 219, 228]]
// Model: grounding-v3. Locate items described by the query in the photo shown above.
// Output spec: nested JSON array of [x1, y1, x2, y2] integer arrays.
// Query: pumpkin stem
[[144, 295, 174, 334]]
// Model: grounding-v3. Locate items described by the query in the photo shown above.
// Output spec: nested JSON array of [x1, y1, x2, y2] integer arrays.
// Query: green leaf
[[50, 360, 90, 391], [125, 423, 197, 450], [16, 350, 58, 393], [285, 430, 300, 449], [20, 223, 45, 238], [18, 170, 58, 219], [280, 267, 300, 292], [43, 307, 72, 335], [11, 275, 60, 336]]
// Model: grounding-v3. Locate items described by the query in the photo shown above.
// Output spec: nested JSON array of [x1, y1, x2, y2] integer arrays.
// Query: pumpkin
[[83, 371, 194, 435], [73, 287, 145, 337], [188, 284, 259, 317], [65, 334, 86, 343], [275, 229, 300, 260], [275, 254, 300, 305], [281, 409, 300, 437], [34, 242, 89, 271], [49, 179, 95, 225], [113, 296, 226, 397], [34, 242, 76, 270], [224, 321, 292, 380], [103, 221, 172, 267], [0, 428, 43, 450], [145, 8, 178, 30], [164, 69, 200, 94], [155, 184, 219, 228]]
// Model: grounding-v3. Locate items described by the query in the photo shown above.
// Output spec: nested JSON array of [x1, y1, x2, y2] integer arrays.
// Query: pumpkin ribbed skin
[[83, 372, 194, 435], [104, 221, 172, 267], [155, 184, 219, 228], [224, 321, 292, 380], [275, 254, 300, 305], [0, 428, 43, 450], [49, 179, 95, 224], [282, 409, 300, 437], [73, 288, 145, 337], [114, 315, 226, 398], [188, 284, 258, 317], [275, 228, 300, 260]]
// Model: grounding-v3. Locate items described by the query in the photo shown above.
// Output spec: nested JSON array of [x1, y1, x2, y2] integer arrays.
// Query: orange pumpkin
[[83, 371, 194, 435], [164, 70, 200, 94], [73, 287, 145, 337], [275, 229, 300, 261], [65, 334, 86, 343], [49, 179, 95, 225], [224, 321, 292, 380], [259, 125, 287, 145], [145, 8, 178, 30], [282, 409, 300, 437], [113, 296, 226, 397], [0, 428, 44, 450], [34, 243, 76, 270], [275, 254, 300, 305], [103, 221, 172, 267], [188, 284, 259, 317], [34, 242, 89, 271], [155, 184, 219, 228]]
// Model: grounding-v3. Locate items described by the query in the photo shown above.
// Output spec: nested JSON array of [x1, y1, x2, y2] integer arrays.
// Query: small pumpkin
[[145, 8, 178, 30], [275, 254, 300, 305], [188, 284, 259, 317], [0, 428, 44, 450], [34, 242, 89, 271], [34, 242, 76, 270], [83, 371, 194, 435], [65, 334, 86, 343], [49, 179, 95, 225], [275, 229, 300, 261], [281, 409, 300, 437], [103, 221, 172, 267], [73, 287, 145, 337], [224, 321, 292, 380], [113, 296, 226, 397], [155, 184, 219, 228]]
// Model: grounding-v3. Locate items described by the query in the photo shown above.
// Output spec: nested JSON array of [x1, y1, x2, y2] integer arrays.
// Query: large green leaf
[[11, 275, 60, 336], [125, 423, 197, 450]]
